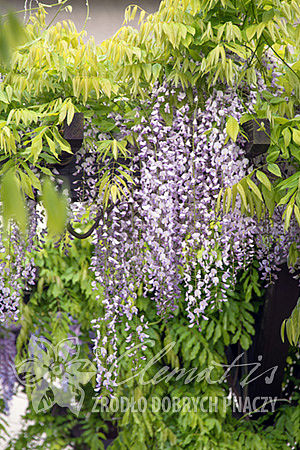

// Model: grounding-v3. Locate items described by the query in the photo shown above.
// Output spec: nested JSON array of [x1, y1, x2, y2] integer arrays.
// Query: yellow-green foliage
[[0, 0, 299, 228]]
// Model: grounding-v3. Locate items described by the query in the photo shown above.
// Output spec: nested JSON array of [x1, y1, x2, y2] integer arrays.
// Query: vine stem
[[45, 0, 71, 31], [264, 37, 300, 82], [67, 201, 129, 239], [4, 0, 69, 19], [83, 0, 90, 31]]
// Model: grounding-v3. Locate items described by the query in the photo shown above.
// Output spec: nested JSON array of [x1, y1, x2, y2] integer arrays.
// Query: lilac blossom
[[87, 78, 298, 392], [0, 328, 16, 412]]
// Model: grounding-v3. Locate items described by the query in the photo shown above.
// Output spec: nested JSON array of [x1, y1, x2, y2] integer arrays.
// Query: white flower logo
[[14, 335, 96, 415]]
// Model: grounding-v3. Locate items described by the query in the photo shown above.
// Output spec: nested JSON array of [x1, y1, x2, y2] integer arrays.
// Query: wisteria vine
[[0, 64, 299, 402]]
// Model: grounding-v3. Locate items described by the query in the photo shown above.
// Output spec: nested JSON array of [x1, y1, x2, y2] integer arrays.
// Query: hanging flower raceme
[[0, 205, 37, 323], [0, 198, 42, 412], [88, 79, 299, 394], [0, 327, 17, 412]]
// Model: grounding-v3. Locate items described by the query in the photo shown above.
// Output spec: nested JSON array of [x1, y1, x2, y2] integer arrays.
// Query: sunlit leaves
[[97, 139, 131, 161], [216, 170, 277, 220], [282, 127, 291, 148], [99, 177, 124, 207], [0, 12, 27, 66], [29, 130, 44, 164], [41, 179, 67, 237], [216, 161, 300, 231], [281, 298, 300, 346], [236, 182, 247, 209], [294, 204, 300, 227], [246, 178, 263, 201], [0, 0, 299, 231], [123, 5, 138, 24], [267, 163, 282, 178], [283, 203, 294, 231], [277, 188, 296, 207], [2, 8, 117, 105], [256, 170, 272, 191], [58, 100, 75, 126], [0, 121, 17, 155], [94, 136, 135, 206], [223, 187, 231, 213], [261, 184, 276, 217], [100, 79, 112, 98], [21, 162, 41, 192], [292, 128, 300, 145], [226, 116, 239, 142], [0, 170, 27, 234]]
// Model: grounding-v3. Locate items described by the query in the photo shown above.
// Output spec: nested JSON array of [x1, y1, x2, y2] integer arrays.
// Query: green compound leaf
[[256, 170, 272, 191], [226, 116, 239, 142], [1, 170, 27, 234], [281, 299, 300, 346], [267, 163, 282, 178], [41, 178, 68, 236], [246, 177, 263, 201]]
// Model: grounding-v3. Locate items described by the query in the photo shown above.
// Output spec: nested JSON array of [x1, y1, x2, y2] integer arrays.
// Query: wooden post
[[246, 264, 299, 403], [54, 112, 84, 201], [241, 119, 271, 157]]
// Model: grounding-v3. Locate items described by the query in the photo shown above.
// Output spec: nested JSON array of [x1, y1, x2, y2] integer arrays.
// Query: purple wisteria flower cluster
[[0, 328, 16, 412], [85, 80, 298, 393], [0, 221, 36, 323], [135, 86, 254, 326], [0, 201, 39, 411]]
